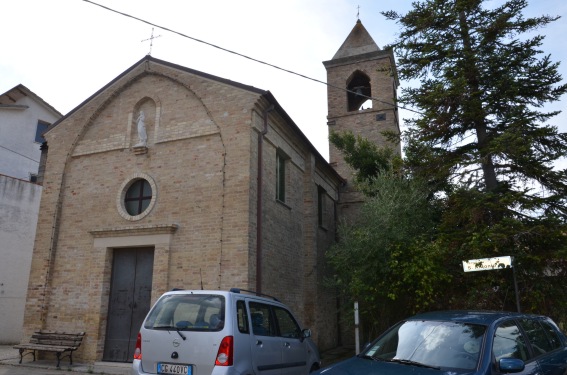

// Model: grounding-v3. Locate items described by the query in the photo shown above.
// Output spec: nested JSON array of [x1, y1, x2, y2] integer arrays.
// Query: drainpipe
[[256, 104, 275, 294]]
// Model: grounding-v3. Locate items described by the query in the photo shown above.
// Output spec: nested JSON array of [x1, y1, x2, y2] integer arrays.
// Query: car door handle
[[256, 340, 262, 346], [283, 342, 291, 348]]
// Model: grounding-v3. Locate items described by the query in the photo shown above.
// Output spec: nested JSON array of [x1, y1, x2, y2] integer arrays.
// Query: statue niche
[[132, 98, 156, 151], [134, 110, 147, 147]]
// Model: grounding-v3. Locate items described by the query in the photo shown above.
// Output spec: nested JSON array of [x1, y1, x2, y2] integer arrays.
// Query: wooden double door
[[103, 248, 154, 362]]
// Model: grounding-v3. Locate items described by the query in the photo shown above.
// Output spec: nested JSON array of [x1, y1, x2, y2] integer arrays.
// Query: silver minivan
[[131, 288, 321, 375]]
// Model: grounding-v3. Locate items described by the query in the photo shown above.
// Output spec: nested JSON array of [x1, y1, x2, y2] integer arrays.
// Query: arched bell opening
[[347, 71, 371, 111]]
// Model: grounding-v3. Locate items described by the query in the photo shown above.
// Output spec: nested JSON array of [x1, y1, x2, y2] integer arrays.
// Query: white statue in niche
[[134, 110, 147, 146]]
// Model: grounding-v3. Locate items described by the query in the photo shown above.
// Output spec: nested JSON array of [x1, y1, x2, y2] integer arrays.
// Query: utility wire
[[83, 0, 481, 151], [81, 1, 501, 173], [0, 144, 40, 163], [82, 0, 424, 116]]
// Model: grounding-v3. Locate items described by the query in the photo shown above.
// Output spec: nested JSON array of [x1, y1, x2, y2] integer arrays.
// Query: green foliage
[[384, 0, 567, 213], [388, 240, 451, 310], [437, 189, 567, 315], [382, 0, 567, 318], [327, 0, 567, 331], [326, 156, 445, 332], [329, 130, 397, 184]]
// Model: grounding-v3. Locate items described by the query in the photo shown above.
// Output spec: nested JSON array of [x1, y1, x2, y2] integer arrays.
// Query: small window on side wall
[[318, 186, 328, 228], [35, 121, 50, 143], [276, 151, 287, 203]]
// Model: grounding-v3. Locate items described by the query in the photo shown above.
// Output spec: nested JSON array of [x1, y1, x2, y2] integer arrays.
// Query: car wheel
[[310, 364, 320, 373]]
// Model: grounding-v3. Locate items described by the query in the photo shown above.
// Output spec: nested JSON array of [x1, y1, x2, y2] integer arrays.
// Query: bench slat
[[30, 340, 80, 347], [14, 344, 77, 353], [31, 336, 83, 341], [32, 333, 84, 339], [35, 330, 85, 336]]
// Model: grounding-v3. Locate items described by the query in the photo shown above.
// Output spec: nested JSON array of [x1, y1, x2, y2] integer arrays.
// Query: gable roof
[[49, 55, 343, 183], [332, 20, 380, 60], [323, 21, 399, 87], [52, 55, 266, 127], [0, 84, 62, 116]]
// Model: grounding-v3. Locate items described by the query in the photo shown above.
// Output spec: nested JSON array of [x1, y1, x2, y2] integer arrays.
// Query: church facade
[[22, 20, 399, 362]]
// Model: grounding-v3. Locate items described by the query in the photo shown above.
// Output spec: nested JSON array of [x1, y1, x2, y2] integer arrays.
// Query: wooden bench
[[13, 330, 85, 367]]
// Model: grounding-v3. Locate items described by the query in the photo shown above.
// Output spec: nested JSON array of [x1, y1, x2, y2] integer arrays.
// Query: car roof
[[163, 289, 283, 304], [406, 310, 547, 325]]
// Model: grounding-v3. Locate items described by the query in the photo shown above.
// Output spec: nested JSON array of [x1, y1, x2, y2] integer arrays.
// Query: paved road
[[0, 344, 354, 374], [0, 364, 73, 375], [0, 343, 131, 374], [0, 361, 130, 375]]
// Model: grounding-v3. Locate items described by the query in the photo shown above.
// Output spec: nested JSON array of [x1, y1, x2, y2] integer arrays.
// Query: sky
[[2, 0, 566, 162]]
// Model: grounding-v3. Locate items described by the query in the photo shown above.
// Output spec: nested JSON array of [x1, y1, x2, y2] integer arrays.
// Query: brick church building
[[22, 20, 399, 362]]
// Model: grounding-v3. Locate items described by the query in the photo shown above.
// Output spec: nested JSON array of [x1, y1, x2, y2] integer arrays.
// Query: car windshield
[[144, 294, 225, 332], [364, 320, 486, 370]]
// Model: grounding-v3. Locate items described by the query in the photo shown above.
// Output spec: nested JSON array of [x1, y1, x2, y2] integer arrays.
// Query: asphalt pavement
[[0, 344, 355, 375], [0, 344, 131, 375]]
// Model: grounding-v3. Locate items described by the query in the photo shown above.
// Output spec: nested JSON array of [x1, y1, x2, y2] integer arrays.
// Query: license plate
[[157, 363, 191, 375]]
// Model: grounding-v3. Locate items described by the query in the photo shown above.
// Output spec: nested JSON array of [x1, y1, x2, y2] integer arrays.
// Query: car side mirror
[[499, 358, 525, 373], [300, 328, 312, 342]]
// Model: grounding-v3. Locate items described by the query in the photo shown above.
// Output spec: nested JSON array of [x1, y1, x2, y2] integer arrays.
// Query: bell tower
[[323, 19, 400, 221]]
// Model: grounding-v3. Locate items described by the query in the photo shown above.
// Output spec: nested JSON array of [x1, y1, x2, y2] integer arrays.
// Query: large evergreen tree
[[382, 0, 567, 317], [385, 0, 567, 205]]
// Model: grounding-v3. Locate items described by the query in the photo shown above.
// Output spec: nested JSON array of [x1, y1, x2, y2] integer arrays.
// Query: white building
[[0, 176, 42, 343], [0, 84, 61, 181], [0, 84, 61, 343]]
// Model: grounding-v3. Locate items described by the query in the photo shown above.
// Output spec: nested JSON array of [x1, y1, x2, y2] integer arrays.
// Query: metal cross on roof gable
[[142, 27, 161, 55]]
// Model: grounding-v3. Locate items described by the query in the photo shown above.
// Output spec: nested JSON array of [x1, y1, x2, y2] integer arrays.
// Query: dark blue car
[[315, 311, 567, 375]]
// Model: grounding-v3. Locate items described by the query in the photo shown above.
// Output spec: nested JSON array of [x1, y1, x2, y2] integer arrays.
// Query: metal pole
[[354, 301, 360, 354], [512, 257, 521, 312]]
